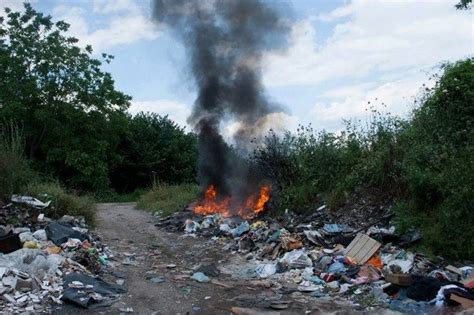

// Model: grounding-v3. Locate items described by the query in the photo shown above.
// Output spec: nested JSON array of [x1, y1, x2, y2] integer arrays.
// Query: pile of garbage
[[0, 196, 125, 313], [158, 207, 474, 313]]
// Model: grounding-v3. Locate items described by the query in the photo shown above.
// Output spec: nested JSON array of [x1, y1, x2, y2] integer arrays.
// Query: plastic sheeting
[[0, 249, 64, 276], [11, 195, 51, 209], [45, 222, 87, 246], [62, 272, 127, 308]]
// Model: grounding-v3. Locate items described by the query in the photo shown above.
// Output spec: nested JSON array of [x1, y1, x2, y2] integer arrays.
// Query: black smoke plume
[[152, 0, 292, 203]]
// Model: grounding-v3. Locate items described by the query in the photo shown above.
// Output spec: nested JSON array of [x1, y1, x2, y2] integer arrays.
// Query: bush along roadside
[[137, 184, 200, 217], [25, 182, 96, 227], [252, 58, 474, 260]]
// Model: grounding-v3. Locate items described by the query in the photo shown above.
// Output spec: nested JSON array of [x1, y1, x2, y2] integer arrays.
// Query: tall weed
[[0, 122, 35, 199]]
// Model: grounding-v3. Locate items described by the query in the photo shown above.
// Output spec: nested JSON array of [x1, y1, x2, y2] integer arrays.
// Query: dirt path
[[94, 202, 240, 314]]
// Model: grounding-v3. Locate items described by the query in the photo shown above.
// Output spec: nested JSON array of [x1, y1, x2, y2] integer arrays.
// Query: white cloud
[[52, 1, 158, 53], [264, 0, 472, 131], [83, 15, 157, 51], [92, 0, 141, 14], [311, 75, 432, 130], [265, 0, 472, 87], [129, 100, 191, 129]]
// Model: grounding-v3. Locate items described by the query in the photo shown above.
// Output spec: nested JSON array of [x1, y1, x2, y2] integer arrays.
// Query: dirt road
[[58, 203, 382, 314], [94, 202, 244, 314]]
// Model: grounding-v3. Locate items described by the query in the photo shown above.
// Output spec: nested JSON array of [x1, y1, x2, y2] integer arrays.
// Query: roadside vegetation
[[137, 184, 200, 217], [0, 122, 95, 224], [26, 182, 96, 225], [0, 123, 35, 200]]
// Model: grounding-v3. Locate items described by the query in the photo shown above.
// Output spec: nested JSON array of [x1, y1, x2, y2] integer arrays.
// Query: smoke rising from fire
[[152, 0, 292, 201]]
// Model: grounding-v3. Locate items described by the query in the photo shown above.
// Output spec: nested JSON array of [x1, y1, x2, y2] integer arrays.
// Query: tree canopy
[[0, 4, 197, 192]]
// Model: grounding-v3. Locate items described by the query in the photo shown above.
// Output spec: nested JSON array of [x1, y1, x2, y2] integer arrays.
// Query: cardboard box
[[384, 273, 413, 286], [345, 233, 381, 264], [450, 294, 474, 309]]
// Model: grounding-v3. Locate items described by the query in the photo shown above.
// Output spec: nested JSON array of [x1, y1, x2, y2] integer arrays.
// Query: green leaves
[[110, 113, 197, 193], [0, 3, 131, 191]]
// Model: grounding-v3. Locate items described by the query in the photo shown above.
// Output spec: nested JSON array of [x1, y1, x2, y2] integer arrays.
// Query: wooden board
[[445, 265, 463, 276], [345, 233, 381, 264], [450, 294, 474, 309]]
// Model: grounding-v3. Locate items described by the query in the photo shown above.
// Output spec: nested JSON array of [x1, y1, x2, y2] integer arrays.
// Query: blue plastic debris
[[231, 221, 250, 237], [191, 272, 210, 283], [327, 261, 347, 274], [323, 224, 354, 234]]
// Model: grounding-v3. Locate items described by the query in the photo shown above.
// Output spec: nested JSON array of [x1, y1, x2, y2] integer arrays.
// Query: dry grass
[[137, 184, 199, 216]]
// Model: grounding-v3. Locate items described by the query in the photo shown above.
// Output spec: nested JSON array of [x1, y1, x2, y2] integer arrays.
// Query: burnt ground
[[57, 203, 398, 314]]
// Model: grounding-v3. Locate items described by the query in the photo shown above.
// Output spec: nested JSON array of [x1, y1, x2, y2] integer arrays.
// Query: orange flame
[[193, 185, 270, 219]]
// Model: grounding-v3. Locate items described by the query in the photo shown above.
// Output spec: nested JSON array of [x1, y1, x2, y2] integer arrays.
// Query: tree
[[110, 113, 197, 193], [456, 0, 472, 9], [0, 4, 131, 191]]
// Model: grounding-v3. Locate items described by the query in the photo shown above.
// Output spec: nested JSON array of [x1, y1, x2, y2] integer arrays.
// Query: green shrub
[[137, 184, 200, 216], [253, 112, 405, 214], [110, 113, 197, 193], [96, 188, 146, 203], [27, 182, 95, 226], [0, 122, 36, 200], [395, 59, 474, 259]]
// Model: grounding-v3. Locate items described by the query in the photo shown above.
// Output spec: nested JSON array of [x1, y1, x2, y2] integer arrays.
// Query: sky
[[2, 0, 473, 132]]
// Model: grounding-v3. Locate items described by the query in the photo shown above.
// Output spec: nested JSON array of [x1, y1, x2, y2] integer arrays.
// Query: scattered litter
[[280, 249, 312, 269], [0, 199, 118, 313], [303, 230, 322, 245], [345, 233, 381, 264], [323, 224, 354, 234], [0, 233, 22, 254], [155, 199, 473, 314], [382, 250, 414, 273], [149, 277, 164, 284], [191, 272, 210, 283], [196, 264, 220, 277], [45, 221, 86, 246], [231, 221, 250, 237], [119, 307, 134, 313], [384, 272, 413, 286], [11, 195, 51, 209], [256, 264, 276, 278], [399, 229, 422, 246], [184, 219, 201, 233], [280, 234, 302, 250], [62, 272, 126, 308]]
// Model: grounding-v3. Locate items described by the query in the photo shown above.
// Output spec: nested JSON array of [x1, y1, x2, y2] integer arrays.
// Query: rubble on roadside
[[156, 205, 474, 313], [0, 196, 124, 313]]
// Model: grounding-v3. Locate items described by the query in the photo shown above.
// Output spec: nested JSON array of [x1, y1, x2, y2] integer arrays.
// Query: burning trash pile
[[157, 194, 474, 313], [0, 195, 124, 313], [192, 185, 270, 219]]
